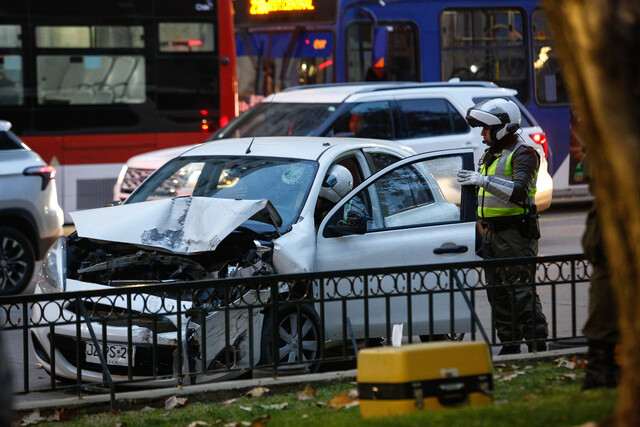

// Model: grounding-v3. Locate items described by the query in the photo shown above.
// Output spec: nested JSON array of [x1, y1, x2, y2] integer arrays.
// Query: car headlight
[[37, 237, 67, 293]]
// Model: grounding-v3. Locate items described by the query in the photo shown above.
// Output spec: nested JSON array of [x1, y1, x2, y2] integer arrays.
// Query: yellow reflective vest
[[478, 140, 537, 218]]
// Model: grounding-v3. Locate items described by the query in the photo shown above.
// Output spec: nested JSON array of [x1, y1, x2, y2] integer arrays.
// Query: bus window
[[235, 31, 333, 112], [36, 55, 145, 105], [158, 23, 215, 52], [36, 26, 144, 48], [35, 25, 145, 105], [0, 25, 24, 106], [0, 25, 21, 48], [440, 8, 529, 103], [346, 22, 418, 82], [531, 8, 569, 105]]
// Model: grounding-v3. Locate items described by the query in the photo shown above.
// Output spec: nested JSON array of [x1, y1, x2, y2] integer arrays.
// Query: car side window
[[324, 154, 464, 236], [328, 101, 393, 139], [366, 152, 403, 173], [397, 98, 468, 138]]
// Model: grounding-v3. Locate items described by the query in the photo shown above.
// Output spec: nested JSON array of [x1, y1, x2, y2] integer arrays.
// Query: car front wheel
[[0, 226, 35, 296], [260, 303, 321, 373]]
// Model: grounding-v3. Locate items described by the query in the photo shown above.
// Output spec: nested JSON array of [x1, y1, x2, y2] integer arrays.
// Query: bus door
[[344, 21, 419, 83]]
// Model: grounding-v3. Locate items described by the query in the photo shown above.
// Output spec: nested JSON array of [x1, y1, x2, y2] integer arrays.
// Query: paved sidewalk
[[12, 346, 587, 417]]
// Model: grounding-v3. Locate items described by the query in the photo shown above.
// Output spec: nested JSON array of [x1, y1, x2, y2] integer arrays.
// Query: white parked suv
[[114, 81, 552, 210], [0, 120, 64, 295]]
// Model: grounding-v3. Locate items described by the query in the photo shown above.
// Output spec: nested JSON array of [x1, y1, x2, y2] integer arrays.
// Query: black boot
[[498, 345, 521, 355], [527, 341, 548, 353], [582, 341, 619, 391]]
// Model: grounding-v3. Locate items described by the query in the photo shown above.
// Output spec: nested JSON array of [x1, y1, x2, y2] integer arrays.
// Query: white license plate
[[85, 342, 135, 366]]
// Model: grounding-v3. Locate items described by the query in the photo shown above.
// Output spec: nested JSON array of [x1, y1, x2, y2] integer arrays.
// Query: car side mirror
[[325, 210, 367, 236]]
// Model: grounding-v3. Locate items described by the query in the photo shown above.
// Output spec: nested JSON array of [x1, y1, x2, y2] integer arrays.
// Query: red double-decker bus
[[0, 0, 237, 221]]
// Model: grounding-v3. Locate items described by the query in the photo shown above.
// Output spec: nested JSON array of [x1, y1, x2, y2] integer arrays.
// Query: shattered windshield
[[212, 103, 339, 139], [126, 156, 318, 232]]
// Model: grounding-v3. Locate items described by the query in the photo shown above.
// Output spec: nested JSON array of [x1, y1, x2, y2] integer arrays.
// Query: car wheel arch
[[0, 208, 40, 256]]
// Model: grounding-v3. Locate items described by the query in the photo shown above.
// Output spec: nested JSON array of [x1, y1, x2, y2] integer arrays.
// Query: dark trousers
[[582, 207, 618, 343], [483, 227, 549, 344]]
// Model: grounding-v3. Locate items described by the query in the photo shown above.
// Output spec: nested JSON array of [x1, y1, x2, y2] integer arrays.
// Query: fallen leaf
[[20, 409, 44, 426], [297, 385, 316, 401], [260, 403, 288, 410], [347, 389, 359, 399], [523, 394, 539, 402], [222, 398, 238, 405], [496, 371, 526, 382], [494, 363, 507, 369], [241, 422, 252, 427], [141, 406, 154, 412], [547, 374, 579, 381], [187, 422, 209, 427], [239, 405, 253, 412], [245, 386, 270, 398], [311, 402, 327, 407], [556, 356, 581, 370], [327, 393, 352, 408], [301, 414, 309, 419], [165, 395, 188, 410], [251, 414, 270, 427], [344, 400, 360, 409]]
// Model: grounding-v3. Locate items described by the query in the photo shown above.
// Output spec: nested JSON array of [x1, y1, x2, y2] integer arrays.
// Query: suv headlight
[[37, 237, 67, 293]]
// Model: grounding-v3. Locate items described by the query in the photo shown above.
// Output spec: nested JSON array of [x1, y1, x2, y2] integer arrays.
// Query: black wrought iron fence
[[0, 254, 589, 401]]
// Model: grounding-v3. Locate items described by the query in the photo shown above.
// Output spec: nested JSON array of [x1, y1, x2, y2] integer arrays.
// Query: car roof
[[181, 136, 414, 161], [264, 80, 516, 104]]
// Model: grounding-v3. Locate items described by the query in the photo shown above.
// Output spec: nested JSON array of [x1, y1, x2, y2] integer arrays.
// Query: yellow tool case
[[357, 341, 493, 418]]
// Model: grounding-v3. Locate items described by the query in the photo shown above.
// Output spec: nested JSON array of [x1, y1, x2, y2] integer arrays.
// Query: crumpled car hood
[[71, 197, 282, 254]]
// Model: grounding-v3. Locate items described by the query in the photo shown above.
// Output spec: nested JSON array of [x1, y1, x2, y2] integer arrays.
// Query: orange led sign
[[249, 0, 315, 15], [313, 39, 327, 50]]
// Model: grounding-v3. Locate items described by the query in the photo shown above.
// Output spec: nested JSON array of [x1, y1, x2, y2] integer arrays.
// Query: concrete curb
[[12, 346, 588, 417]]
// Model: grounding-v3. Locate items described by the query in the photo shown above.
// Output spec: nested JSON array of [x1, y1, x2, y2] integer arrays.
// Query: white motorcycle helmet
[[319, 164, 353, 203], [466, 98, 521, 142]]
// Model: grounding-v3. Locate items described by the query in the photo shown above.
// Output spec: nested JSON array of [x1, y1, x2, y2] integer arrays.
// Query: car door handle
[[433, 245, 468, 254]]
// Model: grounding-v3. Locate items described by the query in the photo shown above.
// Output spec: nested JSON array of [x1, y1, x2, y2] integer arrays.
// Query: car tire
[[259, 302, 321, 374], [0, 226, 35, 296], [419, 333, 465, 343]]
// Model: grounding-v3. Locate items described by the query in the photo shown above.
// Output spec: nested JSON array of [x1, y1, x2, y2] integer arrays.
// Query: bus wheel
[[0, 226, 35, 296], [259, 303, 321, 374]]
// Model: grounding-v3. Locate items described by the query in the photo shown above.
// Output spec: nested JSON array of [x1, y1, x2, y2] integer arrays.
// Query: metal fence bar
[[77, 301, 115, 408]]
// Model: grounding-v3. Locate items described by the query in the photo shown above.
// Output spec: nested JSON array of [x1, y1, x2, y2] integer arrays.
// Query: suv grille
[[121, 167, 154, 195]]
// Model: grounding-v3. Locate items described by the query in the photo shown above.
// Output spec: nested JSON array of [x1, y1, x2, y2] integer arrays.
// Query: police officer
[[457, 98, 549, 355], [580, 141, 619, 390]]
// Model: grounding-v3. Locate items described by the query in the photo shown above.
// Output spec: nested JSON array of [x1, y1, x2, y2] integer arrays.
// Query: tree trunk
[[542, 1, 640, 425]]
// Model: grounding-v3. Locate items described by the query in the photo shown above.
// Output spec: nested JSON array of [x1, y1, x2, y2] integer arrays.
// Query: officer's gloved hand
[[457, 170, 488, 187]]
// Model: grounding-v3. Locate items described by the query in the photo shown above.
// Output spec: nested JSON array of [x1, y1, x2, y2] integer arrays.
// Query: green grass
[[34, 358, 617, 427]]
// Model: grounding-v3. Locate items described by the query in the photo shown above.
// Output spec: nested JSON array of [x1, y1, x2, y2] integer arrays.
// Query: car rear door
[[394, 92, 482, 159], [315, 149, 478, 339]]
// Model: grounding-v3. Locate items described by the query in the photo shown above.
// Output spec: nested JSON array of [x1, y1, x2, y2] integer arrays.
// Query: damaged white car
[[31, 136, 478, 384]]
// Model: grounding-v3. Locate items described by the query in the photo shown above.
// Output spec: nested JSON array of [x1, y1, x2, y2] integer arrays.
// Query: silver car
[[0, 120, 64, 295]]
